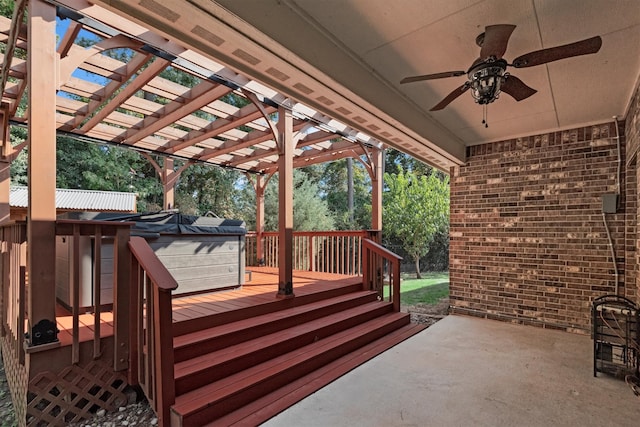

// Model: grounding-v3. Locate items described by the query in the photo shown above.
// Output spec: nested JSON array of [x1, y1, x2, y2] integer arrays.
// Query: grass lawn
[[384, 272, 449, 305]]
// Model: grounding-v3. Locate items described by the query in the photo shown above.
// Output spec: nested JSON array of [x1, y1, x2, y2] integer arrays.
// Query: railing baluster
[[72, 224, 80, 365], [93, 226, 102, 359], [17, 265, 25, 365]]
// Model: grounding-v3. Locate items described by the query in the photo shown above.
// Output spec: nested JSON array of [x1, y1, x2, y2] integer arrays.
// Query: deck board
[[53, 268, 360, 347]]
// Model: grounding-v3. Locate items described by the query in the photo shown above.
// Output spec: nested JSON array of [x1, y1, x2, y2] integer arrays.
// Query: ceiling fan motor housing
[[468, 59, 508, 105]]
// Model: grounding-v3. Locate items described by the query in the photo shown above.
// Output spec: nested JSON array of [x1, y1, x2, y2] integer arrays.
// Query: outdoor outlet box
[[602, 194, 618, 213]]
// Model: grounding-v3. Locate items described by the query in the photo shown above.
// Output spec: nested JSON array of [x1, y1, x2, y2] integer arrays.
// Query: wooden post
[[371, 147, 383, 236], [367, 147, 384, 293], [276, 106, 294, 297], [113, 226, 131, 371], [0, 108, 10, 224], [0, 161, 10, 225], [26, 0, 58, 346], [254, 174, 266, 265], [162, 158, 175, 210]]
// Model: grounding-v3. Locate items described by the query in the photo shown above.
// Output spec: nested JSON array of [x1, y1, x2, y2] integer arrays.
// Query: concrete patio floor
[[264, 315, 639, 427]]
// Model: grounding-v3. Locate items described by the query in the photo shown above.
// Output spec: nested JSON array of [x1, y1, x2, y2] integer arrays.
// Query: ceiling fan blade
[[430, 83, 470, 111], [501, 75, 537, 101], [480, 24, 516, 59], [511, 35, 602, 68], [400, 71, 466, 84]]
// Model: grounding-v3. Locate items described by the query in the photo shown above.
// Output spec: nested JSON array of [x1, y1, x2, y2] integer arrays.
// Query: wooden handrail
[[362, 238, 402, 263], [246, 230, 370, 275], [256, 230, 368, 238], [362, 238, 402, 312], [129, 236, 177, 427]]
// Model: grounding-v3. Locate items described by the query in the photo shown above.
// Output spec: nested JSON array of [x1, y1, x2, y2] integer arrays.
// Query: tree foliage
[[383, 169, 449, 278], [261, 170, 335, 231], [318, 159, 371, 230]]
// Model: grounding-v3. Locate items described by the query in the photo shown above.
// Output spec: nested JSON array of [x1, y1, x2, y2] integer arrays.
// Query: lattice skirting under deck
[[1, 335, 28, 426], [25, 360, 129, 426]]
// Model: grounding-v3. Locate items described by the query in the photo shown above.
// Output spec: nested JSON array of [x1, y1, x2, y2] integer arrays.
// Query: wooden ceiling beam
[[0, 0, 25, 102], [80, 57, 170, 133], [71, 52, 152, 129], [122, 81, 233, 145], [195, 121, 308, 162], [57, 21, 82, 58], [222, 129, 335, 168], [161, 102, 276, 154], [259, 146, 366, 174]]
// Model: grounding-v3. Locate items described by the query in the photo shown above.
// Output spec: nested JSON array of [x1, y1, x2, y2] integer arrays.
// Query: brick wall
[[627, 83, 640, 302], [449, 122, 632, 333]]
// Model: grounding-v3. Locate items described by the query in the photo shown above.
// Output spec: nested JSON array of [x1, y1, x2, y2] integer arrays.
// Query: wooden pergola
[[0, 0, 385, 332]]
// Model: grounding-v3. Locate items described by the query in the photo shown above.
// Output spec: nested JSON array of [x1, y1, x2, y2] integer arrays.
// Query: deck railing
[[362, 238, 402, 312], [246, 230, 369, 275], [128, 236, 177, 427], [0, 221, 26, 365], [0, 220, 133, 366], [54, 219, 133, 365]]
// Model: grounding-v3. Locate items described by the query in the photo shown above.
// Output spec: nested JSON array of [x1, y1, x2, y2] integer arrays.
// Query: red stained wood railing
[[362, 238, 402, 312], [0, 220, 133, 367], [246, 230, 368, 275], [128, 236, 178, 427], [0, 222, 26, 365], [55, 219, 132, 366]]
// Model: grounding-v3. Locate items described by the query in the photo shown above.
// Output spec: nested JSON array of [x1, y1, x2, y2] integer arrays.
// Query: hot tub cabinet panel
[[55, 212, 247, 309], [147, 234, 245, 294]]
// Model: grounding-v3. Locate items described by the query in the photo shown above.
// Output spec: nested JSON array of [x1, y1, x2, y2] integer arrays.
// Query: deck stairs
[[169, 281, 426, 426]]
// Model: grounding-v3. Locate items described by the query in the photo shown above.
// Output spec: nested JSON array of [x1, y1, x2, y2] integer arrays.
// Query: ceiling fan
[[400, 24, 602, 121]]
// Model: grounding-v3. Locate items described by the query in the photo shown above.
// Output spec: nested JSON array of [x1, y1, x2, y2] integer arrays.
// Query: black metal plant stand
[[593, 295, 639, 378]]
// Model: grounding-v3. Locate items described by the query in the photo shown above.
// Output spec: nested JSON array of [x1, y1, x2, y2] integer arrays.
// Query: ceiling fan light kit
[[468, 59, 507, 105], [400, 24, 603, 125]]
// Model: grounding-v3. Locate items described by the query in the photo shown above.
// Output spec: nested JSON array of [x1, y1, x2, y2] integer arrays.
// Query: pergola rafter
[[0, 9, 381, 176]]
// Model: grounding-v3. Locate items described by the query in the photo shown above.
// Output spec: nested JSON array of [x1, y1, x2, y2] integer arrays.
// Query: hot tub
[[56, 211, 246, 309]]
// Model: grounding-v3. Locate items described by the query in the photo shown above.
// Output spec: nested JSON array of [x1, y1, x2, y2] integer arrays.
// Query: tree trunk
[[415, 256, 421, 279]]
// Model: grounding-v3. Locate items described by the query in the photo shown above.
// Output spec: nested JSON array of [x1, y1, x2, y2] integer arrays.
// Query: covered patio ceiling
[[3, 1, 638, 173], [75, 0, 640, 173]]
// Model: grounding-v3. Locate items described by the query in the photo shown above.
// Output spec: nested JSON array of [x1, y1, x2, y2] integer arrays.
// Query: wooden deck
[[54, 268, 361, 346]]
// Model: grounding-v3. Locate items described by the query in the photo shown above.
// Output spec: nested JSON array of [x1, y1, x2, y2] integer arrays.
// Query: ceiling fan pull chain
[[482, 105, 489, 128]]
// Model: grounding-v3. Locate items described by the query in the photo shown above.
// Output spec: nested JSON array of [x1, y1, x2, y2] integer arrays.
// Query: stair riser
[[173, 283, 363, 336], [174, 292, 378, 363], [178, 315, 410, 427], [175, 304, 393, 395]]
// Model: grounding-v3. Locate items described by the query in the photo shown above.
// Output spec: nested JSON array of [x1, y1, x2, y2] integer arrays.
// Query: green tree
[[56, 138, 164, 211], [318, 159, 371, 230], [262, 170, 334, 231], [175, 164, 241, 218], [383, 169, 449, 278]]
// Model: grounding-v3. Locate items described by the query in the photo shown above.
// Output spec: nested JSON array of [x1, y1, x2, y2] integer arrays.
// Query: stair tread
[[172, 282, 363, 336], [214, 322, 427, 427], [174, 300, 392, 377], [173, 290, 377, 349], [171, 311, 410, 416]]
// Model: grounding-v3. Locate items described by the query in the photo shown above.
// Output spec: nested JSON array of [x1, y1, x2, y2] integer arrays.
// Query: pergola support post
[[142, 154, 191, 211], [0, 107, 11, 224], [26, 0, 58, 346], [253, 174, 268, 266], [276, 106, 294, 298], [162, 158, 176, 210], [370, 147, 384, 243]]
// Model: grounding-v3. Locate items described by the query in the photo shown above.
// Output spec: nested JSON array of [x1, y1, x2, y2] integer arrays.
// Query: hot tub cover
[[58, 211, 246, 236]]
